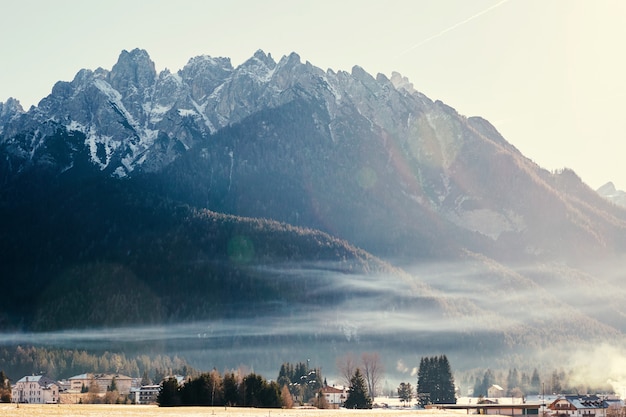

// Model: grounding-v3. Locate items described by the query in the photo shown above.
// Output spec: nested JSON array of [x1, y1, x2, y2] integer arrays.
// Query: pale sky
[[1, 0, 625, 190]]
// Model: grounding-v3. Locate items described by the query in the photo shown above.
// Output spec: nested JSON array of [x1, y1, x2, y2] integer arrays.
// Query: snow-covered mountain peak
[[0, 48, 496, 191], [236, 49, 277, 83], [1, 48, 625, 267], [179, 55, 233, 103], [1, 49, 447, 178], [109, 48, 156, 94], [0, 97, 24, 117], [251, 49, 277, 68], [0, 98, 24, 135], [181, 55, 233, 76]]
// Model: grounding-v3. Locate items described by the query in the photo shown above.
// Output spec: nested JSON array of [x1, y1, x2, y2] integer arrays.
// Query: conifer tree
[[507, 368, 520, 395], [344, 368, 372, 409], [157, 377, 181, 407], [416, 355, 456, 405], [141, 370, 151, 386], [397, 382, 413, 406], [222, 372, 240, 406], [530, 368, 541, 395], [0, 370, 10, 403]]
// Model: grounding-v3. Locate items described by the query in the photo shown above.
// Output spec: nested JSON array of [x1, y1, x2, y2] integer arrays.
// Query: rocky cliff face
[[2, 48, 626, 263]]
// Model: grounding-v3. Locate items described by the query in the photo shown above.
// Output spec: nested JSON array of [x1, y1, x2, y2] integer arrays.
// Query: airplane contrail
[[396, 0, 511, 57]]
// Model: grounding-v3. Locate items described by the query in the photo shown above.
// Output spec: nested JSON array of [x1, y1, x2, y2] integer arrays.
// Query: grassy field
[[0, 404, 470, 417]]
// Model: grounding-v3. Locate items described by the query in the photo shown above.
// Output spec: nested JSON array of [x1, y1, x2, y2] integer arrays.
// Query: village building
[[488, 384, 505, 398], [548, 395, 609, 417], [130, 384, 161, 404], [67, 373, 133, 395], [12, 375, 61, 404], [441, 396, 539, 415], [320, 384, 346, 406]]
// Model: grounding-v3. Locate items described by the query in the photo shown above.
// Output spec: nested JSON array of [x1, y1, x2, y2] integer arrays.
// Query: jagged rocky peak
[[271, 52, 326, 93], [350, 65, 377, 87], [251, 49, 278, 69], [179, 55, 233, 102], [0, 97, 24, 117], [390, 71, 417, 94], [0, 97, 24, 133], [108, 48, 156, 94], [236, 49, 278, 81], [278, 51, 300, 66]]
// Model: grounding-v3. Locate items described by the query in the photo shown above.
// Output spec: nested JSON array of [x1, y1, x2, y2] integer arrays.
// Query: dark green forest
[[0, 173, 389, 331]]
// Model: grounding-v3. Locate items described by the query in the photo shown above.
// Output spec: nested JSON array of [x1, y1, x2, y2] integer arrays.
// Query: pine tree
[[436, 355, 456, 404], [474, 369, 495, 397], [416, 357, 431, 405], [416, 355, 456, 405], [277, 363, 291, 387], [530, 368, 541, 395], [344, 368, 372, 409], [222, 372, 239, 406], [507, 368, 519, 395], [397, 382, 413, 406], [141, 370, 151, 386], [157, 377, 181, 407]]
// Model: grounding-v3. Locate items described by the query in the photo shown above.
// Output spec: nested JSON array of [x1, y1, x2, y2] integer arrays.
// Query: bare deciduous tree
[[361, 352, 384, 400], [336, 352, 357, 387]]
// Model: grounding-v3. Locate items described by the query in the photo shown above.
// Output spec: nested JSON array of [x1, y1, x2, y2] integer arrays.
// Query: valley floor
[[0, 404, 470, 417]]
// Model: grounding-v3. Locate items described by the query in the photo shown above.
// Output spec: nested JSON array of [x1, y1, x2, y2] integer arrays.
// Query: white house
[[12, 375, 60, 404], [549, 395, 608, 417], [134, 384, 160, 404], [487, 384, 504, 398], [321, 385, 347, 406]]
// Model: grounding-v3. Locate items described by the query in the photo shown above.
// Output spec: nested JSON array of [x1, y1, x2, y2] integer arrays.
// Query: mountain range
[[1, 48, 626, 381]]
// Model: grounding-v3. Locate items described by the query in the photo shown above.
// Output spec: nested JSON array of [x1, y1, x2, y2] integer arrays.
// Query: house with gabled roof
[[548, 395, 608, 417], [12, 375, 61, 404], [68, 373, 133, 395], [321, 384, 347, 406], [488, 384, 505, 398]]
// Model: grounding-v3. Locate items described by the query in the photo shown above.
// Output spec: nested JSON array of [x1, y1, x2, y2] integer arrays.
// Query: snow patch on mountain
[[177, 108, 197, 117], [66, 120, 86, 133], [147, 103, 172, 123]]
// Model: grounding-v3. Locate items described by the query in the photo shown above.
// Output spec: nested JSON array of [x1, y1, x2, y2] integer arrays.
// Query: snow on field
[[0, 404, 469, 417]]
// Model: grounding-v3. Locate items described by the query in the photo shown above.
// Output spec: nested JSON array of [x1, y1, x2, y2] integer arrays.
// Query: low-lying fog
[[2, 258, 625, 387]]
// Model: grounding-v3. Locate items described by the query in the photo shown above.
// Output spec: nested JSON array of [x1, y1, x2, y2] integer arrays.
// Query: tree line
[[0, 345, 194, 381], [158, 362, 320, 408], [157, 359, 378, 409], [158, 354, 456, 410], [466, 367, 614, 398], [158, 370, 282, 408]]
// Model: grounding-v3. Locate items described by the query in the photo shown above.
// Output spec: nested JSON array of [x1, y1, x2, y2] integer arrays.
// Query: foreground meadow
[[0, 404, 469, 417]]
